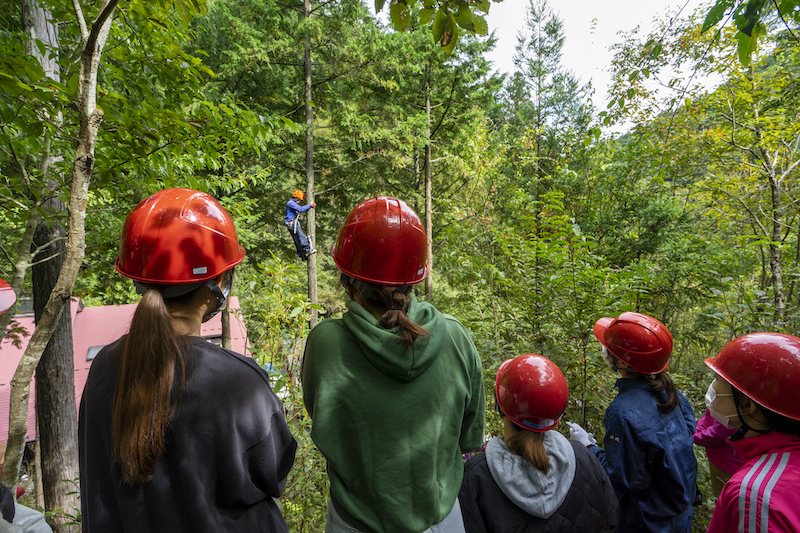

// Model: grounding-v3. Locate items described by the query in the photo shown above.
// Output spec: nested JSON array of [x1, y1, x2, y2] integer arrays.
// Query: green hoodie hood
[[341, 297, 447, 381]]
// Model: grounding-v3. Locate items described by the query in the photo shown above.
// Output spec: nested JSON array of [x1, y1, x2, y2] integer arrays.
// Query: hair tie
[[392, 287, 404, 295], [390, 304, 404, 311]]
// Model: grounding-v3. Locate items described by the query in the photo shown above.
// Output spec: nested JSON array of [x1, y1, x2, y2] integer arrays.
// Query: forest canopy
[[1, 0, 799, 530]]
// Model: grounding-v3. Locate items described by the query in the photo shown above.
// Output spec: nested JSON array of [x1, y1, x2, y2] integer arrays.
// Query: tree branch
[[84, 0, 120, 54], [309, 0, 337, 13], [71, 0, 88, 40]]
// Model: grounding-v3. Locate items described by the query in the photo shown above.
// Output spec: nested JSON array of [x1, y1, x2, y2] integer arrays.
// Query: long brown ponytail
[[111, 289, 188, 484], [505, 422, 551, 474], [341, 274, 429, 345], [646, 371, 679, 414]]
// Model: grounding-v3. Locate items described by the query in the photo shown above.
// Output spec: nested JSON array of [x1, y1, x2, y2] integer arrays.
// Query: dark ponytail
[[646, 371, 679, 414], [341, 274, 429, 345], [112, 289, 188, 484]]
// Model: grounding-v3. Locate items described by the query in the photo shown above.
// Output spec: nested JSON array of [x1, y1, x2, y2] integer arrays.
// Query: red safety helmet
[[594, 312, 673, 374], [115, 188, 246, 284], [331, 196, 428, 286], [0, 278, 16, 315], [705, 332, 800, 422], [495, 354, 569, 432], [292, 190, 305, 201]]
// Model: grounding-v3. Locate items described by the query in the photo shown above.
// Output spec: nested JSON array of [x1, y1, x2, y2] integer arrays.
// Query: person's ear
[[617, 360, 630, 370]]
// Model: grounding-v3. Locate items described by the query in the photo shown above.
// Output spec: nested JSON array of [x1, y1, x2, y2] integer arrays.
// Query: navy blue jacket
[[589, 378, 697, 533], [285, 198, 311, 224]]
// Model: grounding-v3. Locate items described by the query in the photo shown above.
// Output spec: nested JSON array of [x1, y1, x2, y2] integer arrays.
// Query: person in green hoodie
[[301, 196, 486, 533]]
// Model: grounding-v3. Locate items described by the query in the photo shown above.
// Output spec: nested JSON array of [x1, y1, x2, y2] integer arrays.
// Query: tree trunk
[[221, 308, 231, 349], [2, 0, 119, 493], [304, 0, 318, 329], [424, 66, 433, 298], [755, 103, 786, 327], [0, 207, 41, 336], [767, 169, 786, 327], [23, 3, 80, 528], [32, 201, 79, 532]]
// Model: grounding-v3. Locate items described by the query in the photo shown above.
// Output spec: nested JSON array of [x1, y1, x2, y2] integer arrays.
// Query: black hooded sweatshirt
[[79, 336, 297, 533]]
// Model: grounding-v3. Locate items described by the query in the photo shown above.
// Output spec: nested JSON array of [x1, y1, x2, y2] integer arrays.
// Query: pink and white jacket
[[707, 431, 800, 533], [694, 409, 744, 474]]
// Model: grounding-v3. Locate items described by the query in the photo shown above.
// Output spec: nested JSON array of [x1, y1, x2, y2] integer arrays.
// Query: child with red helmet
[[705, 332, 800, 533], [567, 312, 697, 533], [459, 353, 618, 532], [79, 189, 297, 533], [301, 196, 485, 533]]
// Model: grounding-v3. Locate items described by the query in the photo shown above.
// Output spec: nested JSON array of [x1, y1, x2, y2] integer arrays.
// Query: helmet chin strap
[[201, 280, 228, 323], [729, 389, 769, 442], [202, 269, 235, 322]]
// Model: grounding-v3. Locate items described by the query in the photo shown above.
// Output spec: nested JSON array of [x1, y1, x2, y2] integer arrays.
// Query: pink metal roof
[[0, 297, 250, 442]]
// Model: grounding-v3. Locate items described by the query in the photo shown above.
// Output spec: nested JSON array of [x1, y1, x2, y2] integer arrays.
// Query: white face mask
[[705, 379, 736, 429]]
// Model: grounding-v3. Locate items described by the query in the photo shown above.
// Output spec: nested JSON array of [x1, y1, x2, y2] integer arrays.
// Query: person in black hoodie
[[78, 189, 296, 533], [459, 354, 618, 533]]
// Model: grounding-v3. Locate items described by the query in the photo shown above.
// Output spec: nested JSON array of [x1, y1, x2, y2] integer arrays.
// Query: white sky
[[485, 0, 711, 104]]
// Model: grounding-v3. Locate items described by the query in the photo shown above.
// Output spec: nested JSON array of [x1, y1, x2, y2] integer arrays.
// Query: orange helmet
[[115, 188, 245, 285], [705, 332, 800, 422], [0, 278, 16, 315], [495, 354, 569, 432], [593, 312, 673, 374], [331, 196, 428, 286], [292, 190, 305, 201]]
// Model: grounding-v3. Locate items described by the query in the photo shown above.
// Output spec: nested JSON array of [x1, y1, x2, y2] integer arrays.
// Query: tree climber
[[285, 190, 316, 261]]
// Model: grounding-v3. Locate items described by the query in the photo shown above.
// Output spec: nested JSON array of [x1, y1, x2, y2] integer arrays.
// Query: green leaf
[[441, 15, 459, 52], [627, 88, 635, 99], [777, 0, 798, 15], [390, 2, 412, 31], [652, 43, 663, 58], [472, 14, 488, 35], [736, 31, 755, 65], [454, 4, 473, 29], [418, 7, 434, 24], [375, 0, 386, 13], [432, 9, 447, 43], [702, 0, 735, 32], [67, 74, 79, 95]]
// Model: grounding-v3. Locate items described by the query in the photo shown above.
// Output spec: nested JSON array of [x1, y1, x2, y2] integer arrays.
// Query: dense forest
[[1, 0, 799, 530]]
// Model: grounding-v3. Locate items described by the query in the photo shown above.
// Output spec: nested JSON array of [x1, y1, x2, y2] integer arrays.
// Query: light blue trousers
[[325, 498, 465, 533]]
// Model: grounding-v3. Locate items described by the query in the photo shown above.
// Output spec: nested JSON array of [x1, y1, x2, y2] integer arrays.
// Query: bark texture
[[304, 0, 318, 329]]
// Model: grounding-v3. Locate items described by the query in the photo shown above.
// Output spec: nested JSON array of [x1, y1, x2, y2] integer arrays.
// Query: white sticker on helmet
[[193, 267, 208, 275]]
